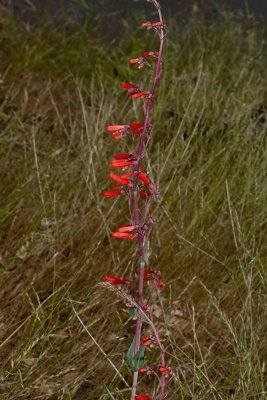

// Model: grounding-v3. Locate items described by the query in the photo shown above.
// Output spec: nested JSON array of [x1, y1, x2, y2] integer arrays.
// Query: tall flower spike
[[101, 1, 167, 399]]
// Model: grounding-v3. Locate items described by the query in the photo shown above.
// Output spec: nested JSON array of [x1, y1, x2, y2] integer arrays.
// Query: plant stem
[[130, 1, 166, 398]]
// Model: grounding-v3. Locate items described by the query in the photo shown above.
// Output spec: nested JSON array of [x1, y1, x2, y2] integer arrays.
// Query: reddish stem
[[130, 1, 166, 399]]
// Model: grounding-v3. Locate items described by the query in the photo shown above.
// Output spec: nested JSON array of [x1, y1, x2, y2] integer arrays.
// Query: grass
[[0, 7, 267, 400]]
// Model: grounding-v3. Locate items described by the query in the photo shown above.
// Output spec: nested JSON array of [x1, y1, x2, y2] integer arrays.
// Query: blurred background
[[2, 0, 267, 31]]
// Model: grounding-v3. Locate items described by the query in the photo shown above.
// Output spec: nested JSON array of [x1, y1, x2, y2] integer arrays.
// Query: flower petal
[[102, 191, 121, 197]]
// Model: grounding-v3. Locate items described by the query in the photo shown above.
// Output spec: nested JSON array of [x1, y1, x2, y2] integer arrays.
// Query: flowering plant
[[100, 1, 169, 398]]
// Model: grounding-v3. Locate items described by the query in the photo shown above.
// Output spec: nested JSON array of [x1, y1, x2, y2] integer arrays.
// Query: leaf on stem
[[127, 336, 145, 371]]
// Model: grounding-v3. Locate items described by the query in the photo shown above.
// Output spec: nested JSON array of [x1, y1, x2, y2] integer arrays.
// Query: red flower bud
[[117, 225, 136, 233], [157, 281, 165, 289], [102, 191, 121, 197], [109, 173, 129, 185], [135, 395, 153, 400], [141, 336, 150, 342], [115, 153, 134, 160], [105, 125, 128, 131], [121, 171, 134, 179], [130, 91, 147, 98], [143, 305, 148, 311], [120, 83, 138, 89], [130, 123, 144, 129], [104, 275, 130, 285], [128, 58, 140, 64], [112, 232, 136, 240], [143, 51, 159, 58], [138, 172, 151, 186], [144, 270, 156, 275], [140, 191, 152, 198], [159, 367, 169, 372], [111, 160, 135, 168], [140, 21, 152, 27], [112, 132, 124, 140], [138, 368, 147, 373]]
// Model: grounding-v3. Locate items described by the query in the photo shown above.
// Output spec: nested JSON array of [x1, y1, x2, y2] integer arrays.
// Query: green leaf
[[128, 307, 137, 317], [127, 336, 136, 370], [126, 336, 145, 371], [132, 346, 145, 371], [104, 385, 116, 400]]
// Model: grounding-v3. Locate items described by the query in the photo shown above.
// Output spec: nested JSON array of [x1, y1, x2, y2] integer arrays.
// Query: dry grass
[[0, 10, 267, 400]]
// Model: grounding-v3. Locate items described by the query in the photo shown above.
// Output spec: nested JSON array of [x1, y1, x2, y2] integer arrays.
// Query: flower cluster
[[101, 1, 167, 399]]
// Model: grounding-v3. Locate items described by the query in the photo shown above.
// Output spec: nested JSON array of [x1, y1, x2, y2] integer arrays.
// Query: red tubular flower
[[130, 91, 146, 98], [112, 232, 136, 240], [151, 22, 162, 27], [138, 171, 152, 186], [109, 173, 129, 185], [128, 57, 150, 70], [102, 191, 121, 197], [130, 123, 144, 129], [140, 191, 152, 198], [135, 395, 153, 400], [105, 125, 128, 131], [140, 21, 152, 27], [159, 367, 169, 372], [121, 171, 134, 179], [143, 51, 159, 58], [104, 275, 130, 285], [115, 153, 135, 160], [144, 270, 156, 275], [112, 132, 123, 140], [138, 368, 148, 373], [130, 91, 152, 99], [128, 58, 140, 64], [111, 160, 135, 168], [113, 185, 120, 190], [157, 281, 165, 289], [120, 83, 138, 89], [141, 336, 150, 342], [117, 225, 136, 233]]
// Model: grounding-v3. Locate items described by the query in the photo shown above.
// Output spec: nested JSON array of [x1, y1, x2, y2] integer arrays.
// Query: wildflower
[[112, 232, 136, 240], [105, 125, 128, 131], [109, 173, 129, 185], [117, 225, 136, 233], [121, 171, 134, 179], [105, 125, 130, 140], [130, 91, 152, 99], [111, 160, 135, 168], [120, 83, 141, 96], [143, 51, 159, 61], [135, 395, 153, 400], [143, 305, 149, 311], [144, 270, 156, 275], [104, 275, 130, 285], [114, 153, 135, 160], [157, 281, 165, 289], [128, 56, 150, 70], [139, 171, 152, 186], [140, 21, 162, 28], [140, 191, 152, 198], [102, 191, 121, 197], [120, 83, 138, 89], [138, 368, 148, 373], [159, 367, 169, 372], [141, 336, 150, 342], [130, 123, 144, 128]]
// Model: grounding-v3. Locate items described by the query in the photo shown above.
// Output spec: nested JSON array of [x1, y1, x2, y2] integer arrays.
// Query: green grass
[[0, 9, 267, 400]]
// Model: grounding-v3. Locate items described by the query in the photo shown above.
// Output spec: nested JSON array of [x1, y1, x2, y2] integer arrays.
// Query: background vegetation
[[0, 6, 266, 399]]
